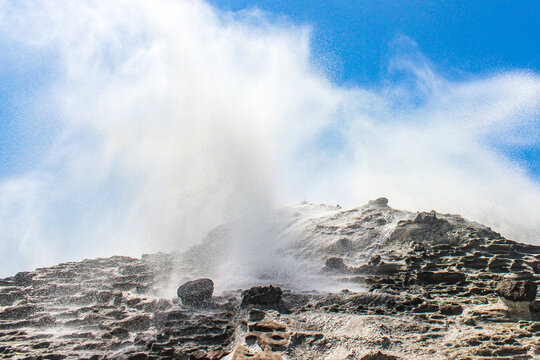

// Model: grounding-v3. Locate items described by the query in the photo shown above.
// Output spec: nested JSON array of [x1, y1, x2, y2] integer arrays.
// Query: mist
[[1, 0, 539, 277]]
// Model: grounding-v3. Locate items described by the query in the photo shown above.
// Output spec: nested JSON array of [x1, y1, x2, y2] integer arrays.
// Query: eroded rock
[[496, 274, 537, 302]]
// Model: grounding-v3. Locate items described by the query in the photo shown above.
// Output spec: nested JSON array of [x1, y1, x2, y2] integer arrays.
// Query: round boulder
[[177, 278, 214, 306]]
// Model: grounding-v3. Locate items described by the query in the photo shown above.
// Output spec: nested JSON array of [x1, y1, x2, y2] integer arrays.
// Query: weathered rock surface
[[496, 273, 537, 302], [1, 200, 539, 359]]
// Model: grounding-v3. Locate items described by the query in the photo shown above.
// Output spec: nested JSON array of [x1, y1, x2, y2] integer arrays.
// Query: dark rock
[[526, 321, 540, 333], [248, 309, 266, 322], [496, 274, 537, 302], [13, 272, 34, 285], [459, 255, 488, 270], [488, 256, 512, 272], [117, 315, 151, 331], [413, 302, 439, 313], [127, 353, 147, 360], [1, 305, 38, 320], [359, 351, 399, 360], [439, 303, 463, 315], [108, 327, 130, 339], [43, 355, 67, 360], [416, 271, 465, 284], [177, 278, 214, 306], [369, 255, 382, 266], [241, 285, 282, 307], [413, 211, 441, 225], [324, 257, 349, 272]]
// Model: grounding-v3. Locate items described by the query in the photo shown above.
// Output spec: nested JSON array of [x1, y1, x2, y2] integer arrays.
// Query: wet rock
[[412, 302, 439, 313], [413, 211, 442, 225], [324, 257, 349, 272], [359, 351, 399, 360], [439, 303, 463, 315], [459, 255, 488, 270], [496, 274, 537, 302], [1, 305, 39, 319], [177, 278, 214, 306], [416, 271, 465, 284], [117, 315, 151, 331], [530, 300, 540, 314], [488, 256, 512, 272], [369, 255, 382, 266], [127, 353, 147, 360], [190, 349, 229, 359], [241, 285, 282, 307]]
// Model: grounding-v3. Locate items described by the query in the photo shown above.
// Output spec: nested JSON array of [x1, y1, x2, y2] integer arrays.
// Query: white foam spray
[[0, 0, 539, 280]]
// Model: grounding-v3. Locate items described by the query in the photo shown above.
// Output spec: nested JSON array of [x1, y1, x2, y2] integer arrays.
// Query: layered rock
[[1, 200, 539, 359]]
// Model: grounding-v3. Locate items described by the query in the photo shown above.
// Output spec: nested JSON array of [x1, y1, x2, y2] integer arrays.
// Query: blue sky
[[209, 1, 540, 82], [2, 0, 539, 177], [0, 0, 540, 276], [207, 0, 540, 175]]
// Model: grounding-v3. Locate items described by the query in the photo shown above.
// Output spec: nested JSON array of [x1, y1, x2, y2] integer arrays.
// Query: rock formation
[[177, 278, 214, 306], [0, 200, 539, 359]]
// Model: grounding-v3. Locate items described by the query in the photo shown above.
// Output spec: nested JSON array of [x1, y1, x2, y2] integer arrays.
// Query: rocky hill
[[1, 199, 539, 359]]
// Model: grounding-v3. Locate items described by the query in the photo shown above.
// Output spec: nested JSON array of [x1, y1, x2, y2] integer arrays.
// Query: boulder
[[439, 303, 463, 316], [359, 351, 399, 360], [177, 278, 214, 306], [413, 211, 440, 225], [324, 257, 349, 272], [496, 274, 537, 302], [241, 285, 282, 307]]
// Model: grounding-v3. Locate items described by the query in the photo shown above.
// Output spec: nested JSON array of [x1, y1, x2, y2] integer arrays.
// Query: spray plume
[[0, 0, 539, 278]]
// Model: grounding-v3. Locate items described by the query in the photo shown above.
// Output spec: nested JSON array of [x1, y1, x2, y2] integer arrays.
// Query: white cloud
[[0, 0, 539, 276]]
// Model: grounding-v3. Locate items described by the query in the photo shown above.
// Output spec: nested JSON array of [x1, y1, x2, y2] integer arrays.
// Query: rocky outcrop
[[1, 201, 540, 359]]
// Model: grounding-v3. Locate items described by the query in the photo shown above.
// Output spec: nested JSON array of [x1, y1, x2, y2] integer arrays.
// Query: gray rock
[[177, 278, 214, 306], [368, 198, 389, 207], [324, 257, 349, 272]]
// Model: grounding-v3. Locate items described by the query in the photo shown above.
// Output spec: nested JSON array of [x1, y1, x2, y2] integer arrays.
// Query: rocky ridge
[[1, 200, 540, 359]]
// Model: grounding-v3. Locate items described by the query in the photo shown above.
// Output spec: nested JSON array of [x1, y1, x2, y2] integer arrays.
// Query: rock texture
[[1, 200, 540, 359], [177, 278, 214, 306]]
